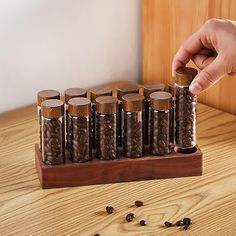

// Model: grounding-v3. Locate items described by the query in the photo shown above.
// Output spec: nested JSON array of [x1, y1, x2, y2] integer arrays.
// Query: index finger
[[172, 30, 203, 76]]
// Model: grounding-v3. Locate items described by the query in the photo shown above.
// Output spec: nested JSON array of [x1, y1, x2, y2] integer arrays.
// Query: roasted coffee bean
[[139, 220, 147, 226], [183, 217, 192, 225], [42, 118, 65, 165], [150, 110, 170, 155], [164, 221, 173, 227], [176, 220, 184, 226], [96, 114, 118, 160], [183, 224, 189, 230], [68, 116, 91, 162], [134, 200, 143, 207], [106, 206, 114, 214], [124, 111, 144, 158], [175, 86, 196, 148], [126, 213, 135, 222]]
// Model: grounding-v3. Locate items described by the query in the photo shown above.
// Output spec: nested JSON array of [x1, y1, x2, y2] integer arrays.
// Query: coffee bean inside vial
[[126, 213, 135, 222], [106, 206, 114, 214], [134, 200, 143, 207]]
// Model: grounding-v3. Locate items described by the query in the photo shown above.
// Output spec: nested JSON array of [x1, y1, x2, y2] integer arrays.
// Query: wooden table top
[[0, 103, 236, 236]]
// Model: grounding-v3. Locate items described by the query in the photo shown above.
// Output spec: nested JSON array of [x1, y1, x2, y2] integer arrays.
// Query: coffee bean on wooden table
[[139, 220, 147, 226], [164, 221, 173, 227], [176, 220, 184, 226], [106, 206, 114, 214], [134, 200, 143, 207], [183, 217, 192, 225], [126, 213, 135, 222]]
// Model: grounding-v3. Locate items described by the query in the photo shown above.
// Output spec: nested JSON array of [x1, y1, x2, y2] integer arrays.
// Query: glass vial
[[64, 88, 87, 149], [143, 83, 165, 145], [37, 90, 60, 151], [95, 96, 118, 160], [90, 87, 112, 150], [122, 93, 145, 158], [68, 97, 91, 162], [149, 91, 172, 155], [116, 83, 139, 147], [41, 99, 65, 165], [166, 84, 175, 146], [175, 67, 198, 149]]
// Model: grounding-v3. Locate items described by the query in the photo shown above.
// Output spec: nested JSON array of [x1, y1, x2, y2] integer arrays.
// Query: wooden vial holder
[[35, 144, 203, 189]]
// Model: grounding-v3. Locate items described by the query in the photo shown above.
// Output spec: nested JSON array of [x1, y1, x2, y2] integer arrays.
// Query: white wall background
[[0, 0, 141, 113]]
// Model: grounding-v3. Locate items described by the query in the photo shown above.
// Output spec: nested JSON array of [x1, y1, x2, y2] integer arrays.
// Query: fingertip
[[189, 81, 202, 94]]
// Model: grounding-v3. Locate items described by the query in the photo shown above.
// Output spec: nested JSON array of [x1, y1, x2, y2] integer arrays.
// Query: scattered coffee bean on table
[[164, 221, 173, 227], [183, 217, 192, 225], [175, 67, 197, 149], [139, 220, 147, 226], [176, 220, 184, 226], [106, 206, 114, 214], [126, 213, 135, 222], [134, 200, 143, 207]]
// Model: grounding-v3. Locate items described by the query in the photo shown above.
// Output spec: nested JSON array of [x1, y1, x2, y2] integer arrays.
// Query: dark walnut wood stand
[[35, 144, 203, 189]]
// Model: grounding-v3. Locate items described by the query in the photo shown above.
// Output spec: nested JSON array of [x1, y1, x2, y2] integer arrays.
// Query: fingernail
[[189, 82, 202, 94]]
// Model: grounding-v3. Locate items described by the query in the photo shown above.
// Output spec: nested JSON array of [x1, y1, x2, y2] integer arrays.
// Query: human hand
[[172, 19, 236, 94]]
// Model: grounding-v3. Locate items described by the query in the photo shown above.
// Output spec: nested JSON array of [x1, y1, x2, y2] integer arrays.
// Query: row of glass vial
[[37, 66, 197, 164]]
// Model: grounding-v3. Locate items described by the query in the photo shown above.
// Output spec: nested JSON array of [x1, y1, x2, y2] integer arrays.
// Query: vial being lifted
[[175, 67, 198, 150]]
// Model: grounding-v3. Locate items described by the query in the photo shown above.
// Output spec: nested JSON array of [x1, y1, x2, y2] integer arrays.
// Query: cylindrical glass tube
[[175, 67, 198, 149], [122, 93, 145, 158], [90, 87, 112, 150], [95, 96, 118, 160], [143, 83, 165, 145], [64, 88, 87, 149], [68, 97, 91, 162], [37, 90, 60, 151], [116, 83, 139, 147], [41, 99, 65, 165], [149, 91, 172, 155]]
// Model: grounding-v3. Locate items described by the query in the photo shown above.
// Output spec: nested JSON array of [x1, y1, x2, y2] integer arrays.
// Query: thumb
[[189, 56, 226, 94]]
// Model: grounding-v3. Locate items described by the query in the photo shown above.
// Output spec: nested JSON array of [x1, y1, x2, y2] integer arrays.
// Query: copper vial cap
[[64, 88, 87, 104], [96, 96, 118, 115], [143, 82, 165, 100], [122, 93, 144, 112], [41, 99, 64, 119], [68, 97, 91, 117], [116, 83, 139, 100], [90, 86, 112, 103], [150, 91, 172, 111], [175, 67, 198, 86], [37, 90, 60, 106]]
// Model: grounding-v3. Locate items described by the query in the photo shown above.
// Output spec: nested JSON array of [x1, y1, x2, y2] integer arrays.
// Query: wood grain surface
[[0, 102, 236, 235], [143, 0, 236, 115]]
